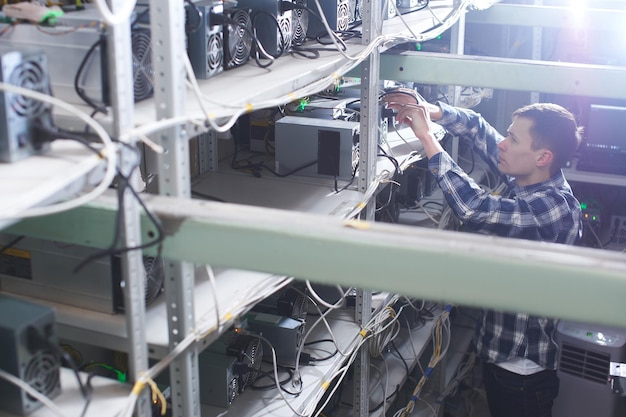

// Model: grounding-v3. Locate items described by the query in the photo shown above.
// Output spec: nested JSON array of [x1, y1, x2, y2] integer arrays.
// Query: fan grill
[[207, 32, 224, 73], [131, 28, 154, 102], [278, 15, 293, 52], [291, 0, 308, 46], [226, 9, 253, 69], [23, 350, 60, 406], [8, 57, 48, 118], [337, 2, 350, 31]]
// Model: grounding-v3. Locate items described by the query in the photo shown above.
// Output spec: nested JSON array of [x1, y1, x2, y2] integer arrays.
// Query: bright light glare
[[569, 0, 587, 25]]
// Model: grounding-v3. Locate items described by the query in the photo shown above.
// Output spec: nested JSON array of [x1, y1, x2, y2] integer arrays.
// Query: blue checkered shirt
[[429, 102, 583, 369]]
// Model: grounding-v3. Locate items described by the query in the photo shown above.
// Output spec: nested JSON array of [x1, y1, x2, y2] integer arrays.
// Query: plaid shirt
[[429, 102, 583, 369]]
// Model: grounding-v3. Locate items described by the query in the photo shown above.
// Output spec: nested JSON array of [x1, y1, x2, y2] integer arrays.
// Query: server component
[[0, 294, 61, 416], [198, 350, 241, 408], [0, 6, 153, 109], [553, 321, 626, 417], [274, 116, 359, 180], [306, 0, 350, 39], [223, 6, 253, 70], [291, 0, 309, 46], [0, 47, 53, 163], [186, 0, 224, 79], [236, 0, 293, 58], [0, 235, 164, 314], [396, 0, 429, 14], [244, 311, 306, 366]]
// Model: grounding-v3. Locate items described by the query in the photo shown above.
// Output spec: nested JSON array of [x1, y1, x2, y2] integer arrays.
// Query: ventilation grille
[[23, 350, 60, 411], [224, 8, 253, 69], [7, 55, 49, 118], [291, 0, 308, 46], [131, 28, 154, 102], [337, 0, 350, 31], [206, 31, 224, 73], [559, 342, 610, 384]]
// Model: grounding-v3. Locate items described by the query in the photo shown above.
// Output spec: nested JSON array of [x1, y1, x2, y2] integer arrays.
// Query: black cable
[[249, 367, 293, 390], [74, 36, 108, 113], [0, 235, 25, 254], [257, 159, 318, 178], [190, 190, 226, 202]]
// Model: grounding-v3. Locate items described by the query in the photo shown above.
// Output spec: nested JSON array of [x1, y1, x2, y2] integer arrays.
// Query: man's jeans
[[483, 362, 560, 417]]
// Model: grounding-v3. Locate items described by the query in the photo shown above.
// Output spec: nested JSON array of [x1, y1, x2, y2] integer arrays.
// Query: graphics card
[[244, 311, 306, 366]]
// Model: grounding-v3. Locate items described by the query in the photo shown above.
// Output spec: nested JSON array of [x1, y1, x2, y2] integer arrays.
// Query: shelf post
[[106, 1, 152, 416], [149, 1, 200, 416]]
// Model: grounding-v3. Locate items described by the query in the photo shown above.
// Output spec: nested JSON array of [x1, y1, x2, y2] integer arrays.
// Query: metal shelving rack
[[5, 2, 626, 417]]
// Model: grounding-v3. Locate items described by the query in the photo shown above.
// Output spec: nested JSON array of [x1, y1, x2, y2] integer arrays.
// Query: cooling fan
[[0, 295, 61, 415], [291, 0, 309, 46], [223, 7, 253, 70], [277, 12, 293, 54], [227, 334, 263, 391], [337, 0, 350, 31], [0, 48, 53, 163], [131, 28, 154, 102], [22, 350, 61, 405]]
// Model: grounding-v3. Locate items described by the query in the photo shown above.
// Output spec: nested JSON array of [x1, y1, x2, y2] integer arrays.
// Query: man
[[383, 89, 583, 417]]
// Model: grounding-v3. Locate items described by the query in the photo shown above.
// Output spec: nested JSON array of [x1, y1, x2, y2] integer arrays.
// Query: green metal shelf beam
[[378, 51, 626, 99], [465, 3, 626, 31], [8, 191, 626, 329]]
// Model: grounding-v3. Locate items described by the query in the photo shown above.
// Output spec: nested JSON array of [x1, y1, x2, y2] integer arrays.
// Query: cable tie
[[245, 103, 254, 113], [321, 380, 331, 390], [343, 219, 369, 230], [224, 312, 233, 321], [208, 112, 216, 120], [359, 329, 369, 338]]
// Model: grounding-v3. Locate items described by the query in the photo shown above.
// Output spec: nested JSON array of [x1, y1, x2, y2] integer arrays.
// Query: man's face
[[497, 116, 545, 181]]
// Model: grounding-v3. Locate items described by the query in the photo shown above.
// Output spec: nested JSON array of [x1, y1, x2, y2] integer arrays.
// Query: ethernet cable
[[0, 82, 117, 220]]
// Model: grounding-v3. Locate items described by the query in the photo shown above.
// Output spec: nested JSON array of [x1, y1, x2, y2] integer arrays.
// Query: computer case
[[274, 115, 359, 180], [0, 235, 164, 314], [0, 294, 61, 415], [186, 0, 224, 79]]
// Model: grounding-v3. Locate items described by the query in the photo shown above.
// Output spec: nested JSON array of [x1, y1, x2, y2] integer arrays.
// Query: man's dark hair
[[513, 103, 582, 174]]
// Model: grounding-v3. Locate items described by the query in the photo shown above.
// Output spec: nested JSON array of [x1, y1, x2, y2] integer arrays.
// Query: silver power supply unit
[[274, 116, 359, 180], [0, 235, 164, 314]]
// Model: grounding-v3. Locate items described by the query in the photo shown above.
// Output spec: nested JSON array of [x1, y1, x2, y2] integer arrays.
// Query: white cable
[[305, 281, 347, 310], [0, 82, 117, 220], [92, 0, 137, 27], [0, 368, 69, 417]]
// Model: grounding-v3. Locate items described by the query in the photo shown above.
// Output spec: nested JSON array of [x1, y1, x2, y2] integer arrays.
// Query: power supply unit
[[0, 294, 61, 416], [198, 350, 241, 408], [244, 311, 306, 366], [236, 0, 293, 58], [186, 0, 225, 79], [0, 46, 53, 163], [0, 235, 164, 314], [274, 115, 359, 180], [306, 0, 350, 39], [0, 6, 153, 108]]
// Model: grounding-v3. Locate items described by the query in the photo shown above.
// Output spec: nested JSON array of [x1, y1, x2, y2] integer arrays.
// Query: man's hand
[[381, 88, 443, 121]]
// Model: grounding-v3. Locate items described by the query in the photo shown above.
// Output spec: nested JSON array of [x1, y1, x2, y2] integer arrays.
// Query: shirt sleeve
[[436, 102, 503, 172], [428, 152, 579, 243]]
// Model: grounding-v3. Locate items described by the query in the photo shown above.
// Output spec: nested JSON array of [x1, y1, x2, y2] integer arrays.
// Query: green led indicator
[[580, 202, 587, 210], [416, 43, 422, 51], [592, 216, 597, 221], [587, 331, 593, 337]]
